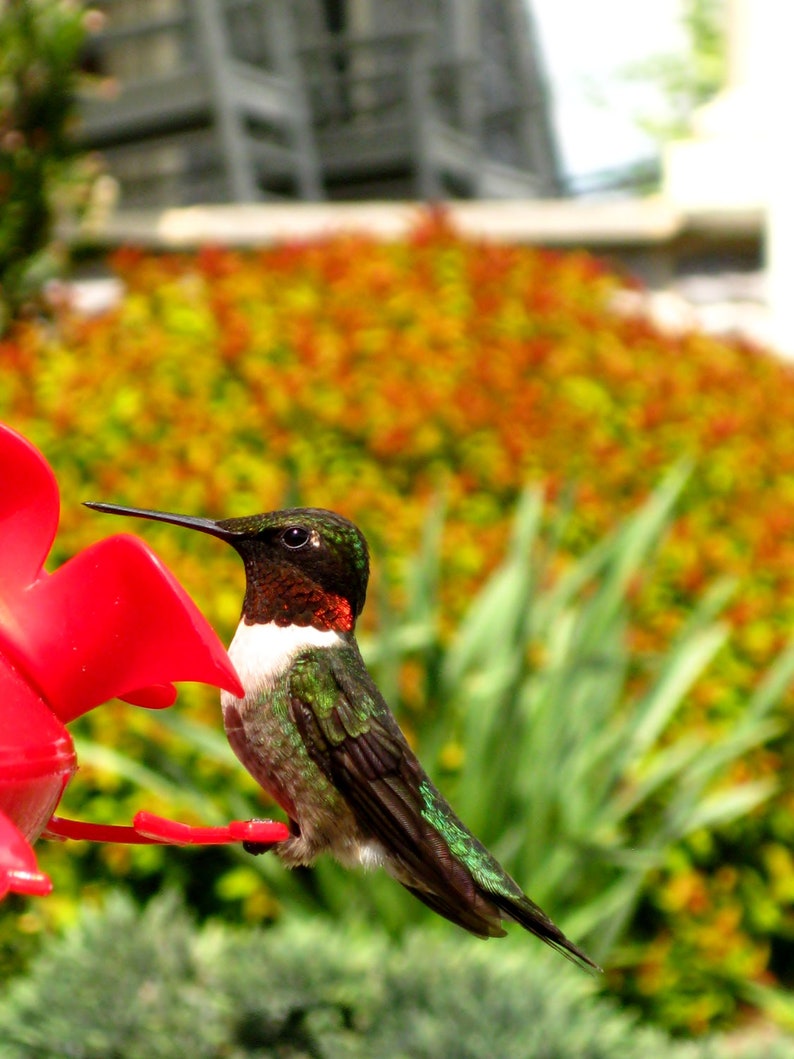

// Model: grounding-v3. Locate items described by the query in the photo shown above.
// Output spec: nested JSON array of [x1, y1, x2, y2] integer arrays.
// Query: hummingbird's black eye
[[281, 526, 312, 550]]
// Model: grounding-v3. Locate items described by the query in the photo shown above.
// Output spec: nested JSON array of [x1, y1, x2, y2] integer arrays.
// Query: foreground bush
[[1, 892, 791, 1059], [3, 219, 794, 1031]]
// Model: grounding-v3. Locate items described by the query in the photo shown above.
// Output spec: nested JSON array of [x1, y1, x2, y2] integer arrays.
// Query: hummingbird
[[85, 501, 597, 969]]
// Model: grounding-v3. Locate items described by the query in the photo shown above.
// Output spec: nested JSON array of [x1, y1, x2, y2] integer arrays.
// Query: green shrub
[[0, 0, 100, 330], [2, 892, 792, 1059]]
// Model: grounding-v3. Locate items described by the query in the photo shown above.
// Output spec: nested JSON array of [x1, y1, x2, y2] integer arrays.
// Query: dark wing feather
[[288, 644, 504, 936], [287, 643, 599, 968]]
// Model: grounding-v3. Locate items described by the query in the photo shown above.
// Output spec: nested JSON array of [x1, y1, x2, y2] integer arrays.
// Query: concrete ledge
[[69, 197, 762, 251]]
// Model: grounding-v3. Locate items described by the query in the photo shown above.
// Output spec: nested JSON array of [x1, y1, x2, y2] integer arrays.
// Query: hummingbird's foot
[[242, 840, 274, 855]]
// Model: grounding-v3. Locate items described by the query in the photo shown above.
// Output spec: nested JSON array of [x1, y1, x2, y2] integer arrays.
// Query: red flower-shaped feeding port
[[0, 422, 287, 899]]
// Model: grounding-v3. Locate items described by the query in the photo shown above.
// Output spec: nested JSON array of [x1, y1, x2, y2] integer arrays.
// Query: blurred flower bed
[[3, 215, 794, 1033]]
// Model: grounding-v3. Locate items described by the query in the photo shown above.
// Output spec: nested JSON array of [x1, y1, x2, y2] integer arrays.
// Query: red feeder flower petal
[[0, 813, 52, 898]]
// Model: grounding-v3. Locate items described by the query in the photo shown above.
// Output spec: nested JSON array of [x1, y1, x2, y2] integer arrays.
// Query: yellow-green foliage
[[3, 216, 794, 1032]]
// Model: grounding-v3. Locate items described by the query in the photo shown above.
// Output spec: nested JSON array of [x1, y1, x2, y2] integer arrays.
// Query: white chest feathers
[[223, 620, 344, 701]]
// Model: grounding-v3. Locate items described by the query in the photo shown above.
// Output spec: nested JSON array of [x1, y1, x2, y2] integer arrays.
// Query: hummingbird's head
[[84, 503, 370, 633]]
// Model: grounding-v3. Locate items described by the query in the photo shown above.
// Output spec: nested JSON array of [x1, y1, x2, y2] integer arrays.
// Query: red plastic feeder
[[0, 422, 287, 899]]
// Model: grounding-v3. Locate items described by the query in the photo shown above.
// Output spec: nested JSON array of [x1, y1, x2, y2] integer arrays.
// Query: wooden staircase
[[78, 0, 561, 206], [79, 0, 322, 205]]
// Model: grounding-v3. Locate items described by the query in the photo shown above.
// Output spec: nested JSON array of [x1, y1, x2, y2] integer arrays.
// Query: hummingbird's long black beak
[[84, 502, 244, 542]]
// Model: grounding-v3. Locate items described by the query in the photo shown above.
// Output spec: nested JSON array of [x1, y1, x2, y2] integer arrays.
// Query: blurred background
[[4, 2, 794, 1056], [66, 0, 787, 350]]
